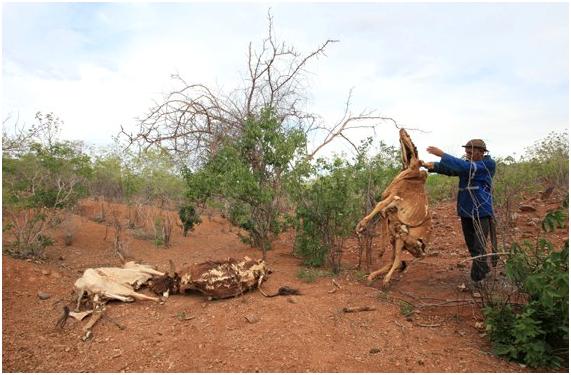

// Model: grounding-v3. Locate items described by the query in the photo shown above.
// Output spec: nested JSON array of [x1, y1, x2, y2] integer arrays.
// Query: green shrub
[[182, 107, 306, 259], [153, 217, 165, 247], [2, 132, 92, 258], [178, 204, 202, 236], [292, 157, 362, 272], [399, 301, 415, 317], [426, 173, 456, 202], [483, 209, 568, 368]]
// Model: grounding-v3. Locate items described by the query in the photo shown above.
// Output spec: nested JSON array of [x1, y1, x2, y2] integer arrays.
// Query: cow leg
[[127, 291, 161, 302], [383, 237, 405, 286], [367, 262, 393, 284], [356, 195, 401, 233], [103, 292, 134, 302], [367, 242, 396, 284], [75, 289, 85, 312]]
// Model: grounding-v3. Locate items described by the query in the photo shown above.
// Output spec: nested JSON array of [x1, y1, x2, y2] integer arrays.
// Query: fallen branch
[[342, 306, 376, 313], [458, 253, 509, 264], [418, 299, 475, 308], [415, 322, 442, 328], [397, 290, 450, 302]]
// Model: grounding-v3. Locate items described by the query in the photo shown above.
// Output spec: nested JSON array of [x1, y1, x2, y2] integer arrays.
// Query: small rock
[[456, 262, 466, 269], [457, 283, 467, 292], [244, 314, 259, 324], [417, 359, 424, 365], [37, 291, 50, 300], [41, 270, 50, 276], [369, 348, 381, 354], [287, 296, 298, 304], [474, 321, 484, 329], [64, 347, 70, 352], [59, 256, 65, 261]]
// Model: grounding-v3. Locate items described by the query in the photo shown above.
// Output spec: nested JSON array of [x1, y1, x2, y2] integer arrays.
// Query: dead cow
[[149, 256, 271, 299], [74, 261, 165, 311], [356, 129, 432, 286], [61, 261, 166, 340]]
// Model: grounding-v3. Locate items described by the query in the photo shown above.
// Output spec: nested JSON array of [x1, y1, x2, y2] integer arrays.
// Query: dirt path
[[2, 198, 566, 372]]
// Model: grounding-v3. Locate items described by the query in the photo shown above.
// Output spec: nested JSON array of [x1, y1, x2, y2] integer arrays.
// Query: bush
[[483, 209, 568, 368], [2, 210, 55, 258], [426, 173, 457, 203], [182, 107, 306, 259], [2, 134, 92, 258], [178, 204, 202, 236], [293, 157, 362, 272]]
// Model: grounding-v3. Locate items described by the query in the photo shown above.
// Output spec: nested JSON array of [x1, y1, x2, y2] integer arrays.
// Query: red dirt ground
[[2, 195, 568, 372]]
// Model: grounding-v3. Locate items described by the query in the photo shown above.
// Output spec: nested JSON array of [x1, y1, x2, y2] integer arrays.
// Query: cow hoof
[[366, 275, 376, 286]]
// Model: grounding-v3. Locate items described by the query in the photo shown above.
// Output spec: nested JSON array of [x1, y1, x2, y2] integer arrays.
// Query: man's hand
[[420, 160, 434, 169], [426, 146, 444, 157]]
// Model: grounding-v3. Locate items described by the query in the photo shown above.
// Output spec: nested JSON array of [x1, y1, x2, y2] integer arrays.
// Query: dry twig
[[342, 306, 376, 313]]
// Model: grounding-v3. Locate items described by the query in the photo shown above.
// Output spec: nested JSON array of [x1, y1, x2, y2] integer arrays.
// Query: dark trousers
[[461, 216, 491, 282]]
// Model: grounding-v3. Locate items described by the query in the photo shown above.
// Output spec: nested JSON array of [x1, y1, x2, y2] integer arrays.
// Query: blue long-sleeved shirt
[[431, 154, 496, 218]]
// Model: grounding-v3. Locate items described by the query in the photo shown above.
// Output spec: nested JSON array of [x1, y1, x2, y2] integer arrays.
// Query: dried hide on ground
[[356, 129, 432, 287], [149, 256, 269, 299], [74, 261, 164, 309]]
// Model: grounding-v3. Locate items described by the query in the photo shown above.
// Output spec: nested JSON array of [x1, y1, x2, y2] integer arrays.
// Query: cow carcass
[[74, 261, 165, 310], [65, 261, 166, 339], [356, 129, 432, 286], [149, 256, 270, 299]]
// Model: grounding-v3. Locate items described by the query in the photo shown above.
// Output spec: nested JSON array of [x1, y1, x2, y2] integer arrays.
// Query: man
[[422, 139, 496, 284]]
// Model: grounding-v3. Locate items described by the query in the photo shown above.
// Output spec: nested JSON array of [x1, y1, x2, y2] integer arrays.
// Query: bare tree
[[2, 112, 62, 155], [120, 12, 391, 166]]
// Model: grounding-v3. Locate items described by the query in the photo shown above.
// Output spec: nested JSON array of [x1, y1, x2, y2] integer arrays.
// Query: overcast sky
[[2, 2, 569, 161]]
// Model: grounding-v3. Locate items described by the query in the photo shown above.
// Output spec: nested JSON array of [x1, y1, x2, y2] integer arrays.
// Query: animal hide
[[356, 129, 432, 286], [74, 261, 164, 309], [149, 256, 269, 299]]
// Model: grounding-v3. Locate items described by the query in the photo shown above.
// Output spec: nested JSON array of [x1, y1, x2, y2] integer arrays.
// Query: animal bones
[[356, 129, 432, 286]]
